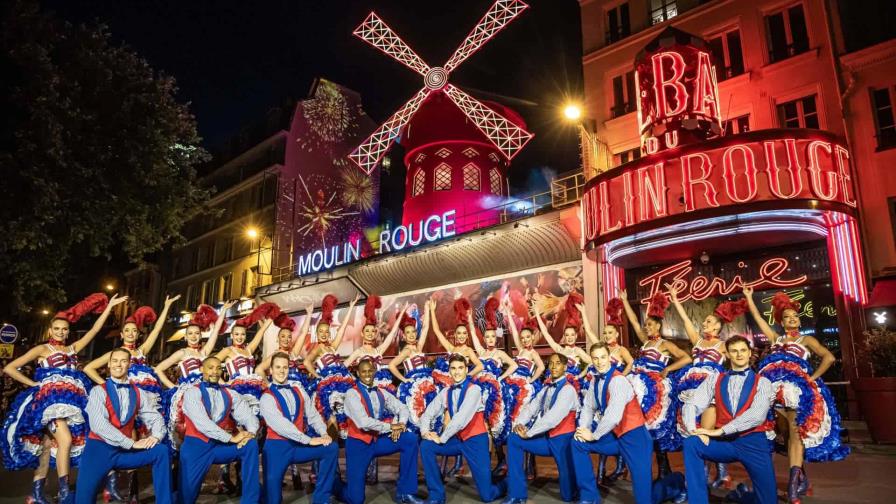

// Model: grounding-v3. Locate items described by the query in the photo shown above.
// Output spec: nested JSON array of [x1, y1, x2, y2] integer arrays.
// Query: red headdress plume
[[234, 302, 281, 328], [714, 299, 748, 324], [564, 291, 584, 328], [125, 306, 157, 332], [320, 294, 338, 326], [483, 297, 500, 331], [189, 304, 218, 331], [453, 298, 471, 327], [274, 312, 296, 332], [605, 298, 625, 328], [54, 293, 109, 324], [646, 292, 670, 319], [770, 292, 800, 324], [521, 314, 539, 332], [399, 312, 417, 330], [364, 295, 382, 326]]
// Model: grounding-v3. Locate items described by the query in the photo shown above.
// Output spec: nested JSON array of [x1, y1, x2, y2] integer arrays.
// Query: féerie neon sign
[[638, 257, 808, 304]]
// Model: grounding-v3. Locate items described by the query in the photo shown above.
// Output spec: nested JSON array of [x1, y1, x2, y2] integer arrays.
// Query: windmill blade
[[443, 84, 533, 160], [443, 0, 529, 73], [348, 88, 432, 174], [354, 12, 431, 77]]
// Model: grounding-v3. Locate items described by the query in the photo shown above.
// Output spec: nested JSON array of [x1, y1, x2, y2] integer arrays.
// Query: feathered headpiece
[[363, 295, 381, 327], [483, 297, 500, 331], [520, 314, 539, 333], [274, 312, 296, 332], [188, 304, 218, 331], [646, 292, 670, 319], [770, 292, 800, 324], [399, 312, 417, 331], [234, 302, 281, 329], [714, 299, 748, 324], [564, 291, 584, 328], [125, 306, 157, 332], [453, 298, 471, 327], [320, 294, 338, 326], [54, 293, 109, 324], [605, 298, 625, 328]]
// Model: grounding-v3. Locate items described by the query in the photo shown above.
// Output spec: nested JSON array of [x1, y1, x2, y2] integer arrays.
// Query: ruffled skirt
[[397, 367, 439, 432], [627, 359, 674, 450], [374, 367, 397, 394], [312, 364, 354, 438], [162, 374, 202, 450], [503, 366, 542, 441], [2, 368, 91, 470], [229, 373, 266, 416], [475, 360, 507, 442]]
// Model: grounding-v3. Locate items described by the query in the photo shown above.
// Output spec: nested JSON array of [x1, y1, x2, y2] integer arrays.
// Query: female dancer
[[256, 305, 314, 390], [82, 294, 178, 502], [3, 292, 127, 504], [619, 290, 691, 476], [388, 300, 437, 431], [744, 286, 848, 503], [304, 293, 359, 437], [154, 301, 232, 448], [535, 293, 590, 384], [667, 288, 746, 488], [344, 295, 407, 391]]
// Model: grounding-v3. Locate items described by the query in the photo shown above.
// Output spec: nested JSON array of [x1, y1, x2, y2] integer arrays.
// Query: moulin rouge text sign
[[582, 130, 857, 247]]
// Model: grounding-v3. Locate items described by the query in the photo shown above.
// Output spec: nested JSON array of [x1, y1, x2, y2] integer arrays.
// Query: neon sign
[[582, 130, 858, 247], [638, 257, 808, 304], [298, 239, 362, 276]]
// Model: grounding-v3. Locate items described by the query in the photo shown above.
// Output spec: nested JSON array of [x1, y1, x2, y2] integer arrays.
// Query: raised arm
[[535, 311, 564, 353], [247, 318, 272, 354], [83, 351, 113, 385], [140, 294, 180, 355], [332, 294, 361, 350], [667, 286, 699, 345], [417, 300, 431, 351], [742, 286, 779, 341], [3, 346, 47, 387], [254, 354, 273, 377], [429, 300, 455, 353], [202, 300, 237, 356], [468, 309, 486, 355], [343, 347, 368, 368], [153, 349, 185, 389], [214, 346, 233, 361], [377, 302, 408, 355], [72, 294, 129, 353], [803, 336, 836, 381], [618, 289, 646, 344], [662, 340, 692, 376], [289, 303, 314, 356], [577, 303, 600, 347], [502, 303, 522, 352]]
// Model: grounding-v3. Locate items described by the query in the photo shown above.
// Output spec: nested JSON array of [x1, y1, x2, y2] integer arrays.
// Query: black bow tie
[[204, 383, 221, 389], [729, 369, 751, 376], [272, 383, 292, 390], [365, 385, 378, 393], [451, 383, 465, 391], [113, 383, 131, 389]]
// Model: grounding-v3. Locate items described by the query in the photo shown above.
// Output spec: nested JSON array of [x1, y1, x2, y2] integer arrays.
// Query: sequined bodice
[[226, 353, 256, 377], [40, 345, 78, 369], [316, 351, 342, 370], [404, 353, 427, 371], [640, 341, 671, 366], [179, 354, 204, 378], [692, 341, 725, 365], [771, 336, 810, 361], [515, 357, 535, 373], [128, 349, 147, 366], [608, 345, 623, 365]]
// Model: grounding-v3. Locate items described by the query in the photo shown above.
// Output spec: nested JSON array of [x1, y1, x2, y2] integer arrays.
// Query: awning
[[867, 278, 896, 307]]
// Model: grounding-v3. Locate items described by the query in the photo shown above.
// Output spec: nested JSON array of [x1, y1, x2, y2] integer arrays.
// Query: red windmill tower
[[349, 0, 534, 231]]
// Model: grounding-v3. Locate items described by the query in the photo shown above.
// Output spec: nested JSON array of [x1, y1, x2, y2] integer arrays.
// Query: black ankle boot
[[797, 465, 811, 496], [217, 464, 236, 494], [127, 471, 139, 504], [787, 466, 802, 504], [656, 451, 672, 478], [104, 471, 125, 502], [27, 478, 51, 504], [596, 455, 608, 486], [58, 475, 74, 504], [366, 459, 379, 484], [607, 456, 627, 482]]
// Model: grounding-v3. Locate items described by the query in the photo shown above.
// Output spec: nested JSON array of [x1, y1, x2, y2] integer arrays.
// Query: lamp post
[[561, 103, 611, 180]]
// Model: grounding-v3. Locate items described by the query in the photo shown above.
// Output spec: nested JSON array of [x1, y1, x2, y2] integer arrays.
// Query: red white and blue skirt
[[475, 360, 507, 443], [162, 373, 202, 449], [672, 361, 725, 443], [503, 366, 542, 442], [759, 353, 850, 462], [374, 366, 397, 394], [397, 367, 439, 432], [431, 357, 453, 389], [313, 363, 354, 438], [627, 358, 675, 450], [127, 363, 164, 436], [2, 368, 91, 470], [229, 373, 266, 416]]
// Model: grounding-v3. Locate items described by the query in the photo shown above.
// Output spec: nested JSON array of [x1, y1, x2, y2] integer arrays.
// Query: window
[[414, 153, 427, 164], [240, 270, 250, 297], [202, 279, 216, 305], [435, 148, 451, 158], [872, 87, 896, 150], [614, 147, 641, 166], [611, 71, 637, 118], [186, 284, 200, 310], [489, 168, 502, 196], [462, 164, 480, 190], [220, 273, 233, 301], [412, 169, 425, 197], [217, 236, 233, 265], [889, 198, 896, 248], [766, 4, 809, 63], [171, 256, 181, 279], [778, 95, 819, 129], [606, 3, 630, 44], [707, 30, 744, 80], [650, 0, 677, 25], [462, 147, 479, 158], [434, 163, 452, 191], [488, 152, 500, 163], [723, 114, 751, 135]]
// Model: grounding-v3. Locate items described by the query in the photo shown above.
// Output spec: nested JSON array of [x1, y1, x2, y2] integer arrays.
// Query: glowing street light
[[563, 104, 582, 121], [246, 228, 259, 239], [560, 103, 609, 179], [105, 283, 115, 292], [41, 309, 50, 316]]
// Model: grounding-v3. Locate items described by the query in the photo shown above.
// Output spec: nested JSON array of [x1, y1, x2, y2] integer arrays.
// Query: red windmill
[[349, 0, 534, 176]]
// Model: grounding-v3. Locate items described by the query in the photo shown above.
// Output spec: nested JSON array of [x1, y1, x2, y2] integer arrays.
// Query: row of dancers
[[1, 285, 848, 503]]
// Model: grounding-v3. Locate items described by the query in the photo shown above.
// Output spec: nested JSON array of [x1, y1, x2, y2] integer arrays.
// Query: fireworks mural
[[339, 167, 376, 215], [295, 173, 360, 248], [297, 80, 363, 168]]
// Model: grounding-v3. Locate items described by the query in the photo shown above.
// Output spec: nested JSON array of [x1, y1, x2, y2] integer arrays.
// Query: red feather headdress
[[399, 312, 417, 331], [274, 312, 296, 332], [564, 291, 584, 328], [125, 306, 157, 332], [54, 293, 109, 324], [234, 302, 281, 328], [605, 298, 625, 328], [453, 298, 471, 327], [364, 295, 382, 327], [646, 292, 670, 319], [714, 299, 748, 324], [320, 294, 338, 326], [189, 304, 218, 331], [483, 297, 500, 331], [770, 292, 800, 324]]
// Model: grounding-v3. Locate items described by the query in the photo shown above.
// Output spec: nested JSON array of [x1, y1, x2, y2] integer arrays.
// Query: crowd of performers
[[0, 285, 849, 504]]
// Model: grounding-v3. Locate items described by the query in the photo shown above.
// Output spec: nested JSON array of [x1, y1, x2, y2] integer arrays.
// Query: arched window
[[462, 163, 480, 191], [489, 168, 502, 195], [434, 163, 452, 191], [412, 169, 425, 197]]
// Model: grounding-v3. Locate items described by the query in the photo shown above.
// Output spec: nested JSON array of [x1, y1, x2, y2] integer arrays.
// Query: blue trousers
[[572, 426, 653, 504], [683, 432, 776, 504], [178, 436, 260, 504], [421, 433, 505, 503], [507, 432, 575, 501], [263, 439, 338, 504], [75, 439, 172, 504], [344, 432, 419, 504]]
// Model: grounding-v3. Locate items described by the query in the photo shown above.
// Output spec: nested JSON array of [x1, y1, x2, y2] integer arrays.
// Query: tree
[[0, 0, 212, 314]]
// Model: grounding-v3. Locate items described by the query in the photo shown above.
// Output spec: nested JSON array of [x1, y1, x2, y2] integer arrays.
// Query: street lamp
[[561, 102, 610, 180], [563, 104, 582, 121], [105, 283, 115, 292], [245, 227, 266, 291], [41, 309, 50, 316]]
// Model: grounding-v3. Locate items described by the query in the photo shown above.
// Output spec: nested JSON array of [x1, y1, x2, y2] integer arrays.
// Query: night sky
[[45, 0, 584, 193]]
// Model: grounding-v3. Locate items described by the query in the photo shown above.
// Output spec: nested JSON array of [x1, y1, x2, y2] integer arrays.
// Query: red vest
[[714, 373, 774, 436], [545, 381, 576, 437], [346, 385, 383, 444], [184, 387, 236, 442], [88, 384, 141, 441], [265, 387, 306, 441], [446, 381, 487, 441]]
